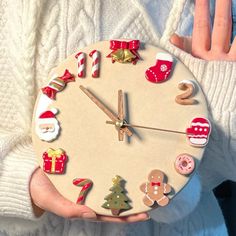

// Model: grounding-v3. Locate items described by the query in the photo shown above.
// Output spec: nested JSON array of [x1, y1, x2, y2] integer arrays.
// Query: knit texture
[[160, 0, 236, 188], [0, 0, 233, 235], [0, 140, 38, 219]]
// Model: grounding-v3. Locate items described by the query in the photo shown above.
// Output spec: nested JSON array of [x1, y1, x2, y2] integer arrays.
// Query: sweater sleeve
[[0, 131, 39, 220], [197, 61, 236, 189], [162, 41, 236, 190]]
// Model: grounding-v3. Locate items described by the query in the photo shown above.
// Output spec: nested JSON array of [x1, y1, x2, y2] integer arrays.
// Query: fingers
[[170, 34, 192, 53], [97, 213, 149, 223], [30, 168, 97, 219], [192, 0, 211, 56], [30, 169, 148, 222], [170, 34, 185, 50], [45, 192, 96, 219], [212, 0, 232, 52]]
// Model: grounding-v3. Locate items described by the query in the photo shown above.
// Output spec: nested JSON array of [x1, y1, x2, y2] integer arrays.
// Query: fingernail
[[82, 212, 97, 219]]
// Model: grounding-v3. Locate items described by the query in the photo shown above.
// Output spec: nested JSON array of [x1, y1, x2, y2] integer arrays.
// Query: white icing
[[156, 52, 173, 62], [189, 138, 207, 145], [35, 94, 53, 118]]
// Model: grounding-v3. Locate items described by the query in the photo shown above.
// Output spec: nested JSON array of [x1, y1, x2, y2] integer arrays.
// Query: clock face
[[32, 40, 209, 216]]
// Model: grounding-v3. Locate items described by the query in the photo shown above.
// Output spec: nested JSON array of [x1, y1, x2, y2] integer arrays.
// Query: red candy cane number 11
[[89, 50, 100, 78]]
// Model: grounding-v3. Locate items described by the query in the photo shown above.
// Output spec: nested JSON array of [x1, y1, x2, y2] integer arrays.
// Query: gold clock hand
[[106, 120, 187, 135], [79, 85, 132, 137]]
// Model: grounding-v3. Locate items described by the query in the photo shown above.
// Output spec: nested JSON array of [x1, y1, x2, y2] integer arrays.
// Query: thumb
[[45, 194, 97, 219], [30, 168, 97, 219]]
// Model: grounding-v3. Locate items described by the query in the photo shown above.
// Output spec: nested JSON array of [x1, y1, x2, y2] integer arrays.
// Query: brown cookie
[[140, 170, 172, 207]]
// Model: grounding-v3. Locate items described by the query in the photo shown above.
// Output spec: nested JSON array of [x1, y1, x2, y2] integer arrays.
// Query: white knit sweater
[[0, 0, 234, 235]]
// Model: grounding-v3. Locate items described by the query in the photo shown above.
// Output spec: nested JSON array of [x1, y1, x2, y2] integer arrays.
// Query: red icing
[[145, 58, 173, 83], [186, 117, 211, 147], [107, 40, 141, 64], [109, 40, 140, 50], [42, 150, 67, 174], [75, 52, 86, 78], [41, 69, 75, 99]]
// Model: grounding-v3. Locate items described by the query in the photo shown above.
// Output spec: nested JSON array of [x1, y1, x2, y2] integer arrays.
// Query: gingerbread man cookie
[[140, 169, 172, 207]]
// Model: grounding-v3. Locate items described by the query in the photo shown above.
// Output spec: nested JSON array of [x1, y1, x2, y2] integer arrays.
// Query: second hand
[[106, 120, 187, 135]]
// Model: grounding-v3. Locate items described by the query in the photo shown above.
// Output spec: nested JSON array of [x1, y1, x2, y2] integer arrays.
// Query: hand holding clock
[[30, 168, 148, 222]]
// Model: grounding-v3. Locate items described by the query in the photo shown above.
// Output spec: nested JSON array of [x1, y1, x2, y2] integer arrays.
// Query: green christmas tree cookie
[[102, 175, 132, 216]]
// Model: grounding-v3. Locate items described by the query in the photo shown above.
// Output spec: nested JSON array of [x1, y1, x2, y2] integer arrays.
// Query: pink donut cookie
[[175, 153, 195, 175]]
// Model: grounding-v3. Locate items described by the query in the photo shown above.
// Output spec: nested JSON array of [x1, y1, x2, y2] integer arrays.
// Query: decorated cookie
[[42, 148, 68, 174], [32, 40, 210, 217], [106, 40, 140, 64], [175, 153, 195, 175], [89, 50, 100, 78], [176, 80, 197, 105], [35, 108, 60, 142], [140, 170, 172, 207], [75, 52, 86, 78], [41, 69, 75, 100], [102, 176, 131, 216], [145, 52, 173, 83], [186, 117, 211, 147], [73, 178, 93, 204]]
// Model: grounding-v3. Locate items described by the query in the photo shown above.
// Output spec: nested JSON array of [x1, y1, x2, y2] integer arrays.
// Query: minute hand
[[106, 121, 186, 135], [80, 86, 132, 136]]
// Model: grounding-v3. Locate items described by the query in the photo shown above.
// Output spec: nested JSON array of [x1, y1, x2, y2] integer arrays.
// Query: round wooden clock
[[32, 40, 211, 217]]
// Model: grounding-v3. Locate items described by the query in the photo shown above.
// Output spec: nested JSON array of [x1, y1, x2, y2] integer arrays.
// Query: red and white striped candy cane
[[89, 50, 100, 78], [75, 52, 86, 78], [73, 178, 93, 204]]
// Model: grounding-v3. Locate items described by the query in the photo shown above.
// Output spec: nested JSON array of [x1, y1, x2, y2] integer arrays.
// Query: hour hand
[[79, 85, 132, 137], [118, 90, 132, 141]]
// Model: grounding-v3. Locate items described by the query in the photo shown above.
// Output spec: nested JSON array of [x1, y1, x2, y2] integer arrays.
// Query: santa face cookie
[[35, 108, 60, 142]]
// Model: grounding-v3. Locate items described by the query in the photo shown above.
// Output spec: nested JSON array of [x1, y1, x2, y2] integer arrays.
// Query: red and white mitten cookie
[[145, 52, 173, 83], [186, 117, 211, 147]]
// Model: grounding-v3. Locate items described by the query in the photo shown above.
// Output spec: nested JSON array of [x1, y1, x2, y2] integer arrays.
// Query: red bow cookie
[[107, 40, 141, 64]]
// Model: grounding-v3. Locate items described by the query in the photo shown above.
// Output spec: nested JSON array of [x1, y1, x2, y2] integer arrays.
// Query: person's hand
[[171, 0, 236, 61], [30, 168, 148, 222]]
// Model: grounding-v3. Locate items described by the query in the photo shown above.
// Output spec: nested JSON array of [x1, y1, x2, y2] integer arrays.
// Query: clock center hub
[[115, 120, 125, 129]]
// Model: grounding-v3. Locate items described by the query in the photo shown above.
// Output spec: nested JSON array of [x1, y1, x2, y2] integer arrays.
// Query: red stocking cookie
[[145, 52, 173, 83], [140, 170, 172, 207]]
